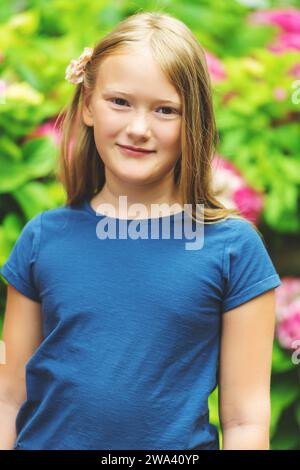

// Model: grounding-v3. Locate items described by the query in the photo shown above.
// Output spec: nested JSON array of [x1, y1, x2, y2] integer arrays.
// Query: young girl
[[0, 11, 281, 450]]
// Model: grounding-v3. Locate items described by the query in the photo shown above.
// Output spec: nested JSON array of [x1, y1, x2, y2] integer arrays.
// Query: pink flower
[[248, 9, 300, 54], [233, 186, 264, 224], [269, 32, 300, 53], [204, 51, 227, 82], [27, 117, 61, 145], [276, 303, 300, 350], [211, 155, 264, 224], [273, 87, 287, 101], [248, 9, 300, 34], [275, 277, 300, 321], [288, 63, 300, 78], [275, 277, 300, 350]]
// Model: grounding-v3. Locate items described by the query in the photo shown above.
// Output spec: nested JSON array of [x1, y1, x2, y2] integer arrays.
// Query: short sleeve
[[0, 213, 42, 302], [222, 219, 281, 313]]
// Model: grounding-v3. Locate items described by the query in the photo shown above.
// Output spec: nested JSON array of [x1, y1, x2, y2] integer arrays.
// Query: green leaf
[[278, 158, 300, 185], [262, 190, 282, 228], [0, 136, 22, 162], [22, 136, 58, 178], [296, 401, 300, 429], [271, 423, 299, 450], [272, 340, 295, 373], [12, 181, 54, 219], [0, 213, 23, 263], [208, 386, 220, 427], [271, 404, 300, 450], [0, 157, 29, 192], [208, 386, 222, 449], [219, 128, 248, 158], [270, 376, 299, 439], [2, 213, 23, 240]]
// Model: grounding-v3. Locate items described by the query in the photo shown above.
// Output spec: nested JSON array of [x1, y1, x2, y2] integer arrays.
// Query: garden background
[[0, 0, 300, 450]]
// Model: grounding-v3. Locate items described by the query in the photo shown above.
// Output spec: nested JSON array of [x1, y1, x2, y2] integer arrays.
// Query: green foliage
[[214, 49, 300, 232]]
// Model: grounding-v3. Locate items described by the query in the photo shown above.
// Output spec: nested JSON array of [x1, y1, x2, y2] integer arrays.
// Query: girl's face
[[82, 48, 182, 187]]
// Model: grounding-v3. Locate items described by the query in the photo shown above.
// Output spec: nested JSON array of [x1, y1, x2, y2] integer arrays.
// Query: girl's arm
[[0, 285, 43, 450], [218, 289, 276, 450]]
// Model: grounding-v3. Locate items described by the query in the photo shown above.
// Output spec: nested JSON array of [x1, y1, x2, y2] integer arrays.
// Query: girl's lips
[[117, 145, 154, 157]]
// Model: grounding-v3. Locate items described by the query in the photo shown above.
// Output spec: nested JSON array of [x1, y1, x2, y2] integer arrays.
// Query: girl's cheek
[[94, 105, 119, 131]]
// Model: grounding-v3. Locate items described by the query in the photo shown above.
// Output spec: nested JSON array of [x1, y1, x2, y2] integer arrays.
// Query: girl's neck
[[90, 186, 183, 219]]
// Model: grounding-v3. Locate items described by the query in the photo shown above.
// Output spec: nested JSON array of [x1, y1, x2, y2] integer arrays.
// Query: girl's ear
[[82, 92, 94, 127]]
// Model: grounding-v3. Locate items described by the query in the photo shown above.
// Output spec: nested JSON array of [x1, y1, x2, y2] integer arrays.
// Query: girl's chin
[[112, 161, 155, 174], [118, 173, 156, 183], [113, 168, 159, 184]]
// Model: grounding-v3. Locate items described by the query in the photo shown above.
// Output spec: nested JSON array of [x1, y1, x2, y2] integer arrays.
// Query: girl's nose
[[126, 113, 151, 139]]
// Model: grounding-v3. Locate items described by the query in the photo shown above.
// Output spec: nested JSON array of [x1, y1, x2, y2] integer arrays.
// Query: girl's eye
[[111, 97, 129, 107], [157, 106, 177, 115], [110, 98, 177, 115]]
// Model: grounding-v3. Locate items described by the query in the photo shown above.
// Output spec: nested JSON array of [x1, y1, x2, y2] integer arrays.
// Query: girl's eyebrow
[[102, 88, 181, 107]]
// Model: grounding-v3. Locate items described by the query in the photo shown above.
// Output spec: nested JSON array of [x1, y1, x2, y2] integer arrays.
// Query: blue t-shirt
[[0, 199, 281, 450]]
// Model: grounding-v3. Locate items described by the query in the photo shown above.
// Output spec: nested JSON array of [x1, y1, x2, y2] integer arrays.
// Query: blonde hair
[[55, 10, 260, 234]]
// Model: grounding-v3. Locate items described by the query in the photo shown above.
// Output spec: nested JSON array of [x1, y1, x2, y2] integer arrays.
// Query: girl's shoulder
[[204, 215, 261, 244], [36, 202, 82, 230], [219, 217, 281, 313]]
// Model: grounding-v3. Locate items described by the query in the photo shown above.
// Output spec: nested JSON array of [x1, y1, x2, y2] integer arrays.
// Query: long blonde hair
[[55, 10, 260, 233]]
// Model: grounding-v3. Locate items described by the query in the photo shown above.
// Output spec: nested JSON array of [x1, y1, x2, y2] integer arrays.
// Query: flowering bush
[[275, 277, 300, 350], [248, 8, 300, 53], [204, 51, 227, 82], [213, 48, 300, 232], [212, 154, 264, 224]]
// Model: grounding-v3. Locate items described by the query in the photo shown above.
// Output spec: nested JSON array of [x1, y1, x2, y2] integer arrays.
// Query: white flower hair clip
[[65, 47, 94, 84]]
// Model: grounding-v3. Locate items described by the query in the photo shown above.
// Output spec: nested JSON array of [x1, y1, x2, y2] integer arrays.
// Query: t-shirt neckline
[[83, 198, 185, 222]]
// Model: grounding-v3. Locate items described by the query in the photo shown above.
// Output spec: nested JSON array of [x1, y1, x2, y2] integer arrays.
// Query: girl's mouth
[[117, 144, 155, 157]]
